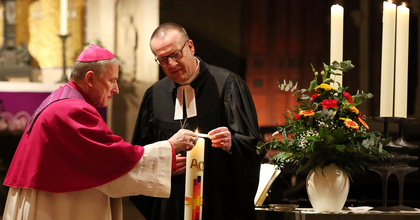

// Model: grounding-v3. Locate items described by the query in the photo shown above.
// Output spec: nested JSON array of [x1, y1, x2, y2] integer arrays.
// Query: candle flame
[[388, 0, 392, 3], [402, 2, 406, 7], [195, 129, 198, 134]]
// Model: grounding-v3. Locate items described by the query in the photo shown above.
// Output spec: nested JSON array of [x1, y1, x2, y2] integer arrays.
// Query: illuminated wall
[[27, 0, 84, 69]]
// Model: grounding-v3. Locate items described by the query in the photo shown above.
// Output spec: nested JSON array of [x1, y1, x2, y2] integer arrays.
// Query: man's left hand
[[208, 127, 232, 152]]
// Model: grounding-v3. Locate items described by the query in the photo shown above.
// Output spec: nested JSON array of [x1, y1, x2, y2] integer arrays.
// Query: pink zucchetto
[[76, 44, 115, 62]]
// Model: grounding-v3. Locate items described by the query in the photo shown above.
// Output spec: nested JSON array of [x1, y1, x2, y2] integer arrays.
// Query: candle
[[196, 133, 209, 138], [184, 137, 205, 220], [380, 0, 396, 117], [330, 4, 344, 89], [394, 3, 409, 118], [60, 0, 68, 35]]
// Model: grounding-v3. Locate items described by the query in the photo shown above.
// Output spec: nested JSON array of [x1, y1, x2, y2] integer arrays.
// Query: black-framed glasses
[[155, 40, 189, 65]]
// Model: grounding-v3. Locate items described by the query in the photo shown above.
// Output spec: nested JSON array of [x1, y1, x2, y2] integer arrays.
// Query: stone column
[[1, 0, 16, 64], [2, 0, 15, 50], [86, 0, 159, 140]]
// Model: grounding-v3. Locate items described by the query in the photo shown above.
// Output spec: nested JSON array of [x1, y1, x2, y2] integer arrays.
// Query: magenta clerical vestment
[[4, 81, 145, 192]]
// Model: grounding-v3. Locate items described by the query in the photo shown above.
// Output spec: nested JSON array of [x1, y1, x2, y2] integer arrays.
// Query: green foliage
[[257, 61, 392, 177]]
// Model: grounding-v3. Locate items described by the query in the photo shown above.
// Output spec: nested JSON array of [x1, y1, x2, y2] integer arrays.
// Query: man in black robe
[[130, 22, 263, 220]]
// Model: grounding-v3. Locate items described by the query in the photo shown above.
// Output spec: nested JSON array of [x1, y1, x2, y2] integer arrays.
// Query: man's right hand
[[168, 129, 197, 153]]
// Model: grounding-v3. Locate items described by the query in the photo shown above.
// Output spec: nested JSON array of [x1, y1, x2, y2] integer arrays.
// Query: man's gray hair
[[70, 57, 121, 81]]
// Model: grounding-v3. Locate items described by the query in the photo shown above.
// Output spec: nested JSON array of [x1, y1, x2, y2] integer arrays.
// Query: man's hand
[[208, 127, 232, 152], [172, 154, 187, 175], [168, 129, 198, 153]]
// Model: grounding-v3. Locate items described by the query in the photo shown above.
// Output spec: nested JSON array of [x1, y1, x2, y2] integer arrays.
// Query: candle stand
[[369, 117, 418, 211], [59, 34, 69, 83]]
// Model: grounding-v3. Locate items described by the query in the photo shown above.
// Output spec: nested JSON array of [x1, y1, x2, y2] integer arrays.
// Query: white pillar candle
[[380, 0, 396, 117], [60, 0, 68, 35], [394, 3, 409, 118], [185, 137, 205, 220], [330, 4, 344, 89]]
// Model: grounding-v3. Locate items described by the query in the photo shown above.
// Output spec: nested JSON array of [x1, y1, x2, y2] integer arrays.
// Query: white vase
[[306, 163, 350, 213]]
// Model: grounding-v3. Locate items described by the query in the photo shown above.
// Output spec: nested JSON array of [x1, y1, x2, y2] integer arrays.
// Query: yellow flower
[[315, 83, 335, 92], [346, 105, 359, 114]]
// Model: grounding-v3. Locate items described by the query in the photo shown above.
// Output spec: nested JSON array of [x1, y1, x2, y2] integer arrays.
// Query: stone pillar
[[114, 0, 159, 83], [1, 0, 16, 64], [0, 0, 32, 81], [2, 0, 15, 50], [86, 0, 159, 140]]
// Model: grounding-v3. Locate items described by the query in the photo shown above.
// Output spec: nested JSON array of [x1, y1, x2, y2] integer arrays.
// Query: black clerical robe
[[131, 59, 263, 220]]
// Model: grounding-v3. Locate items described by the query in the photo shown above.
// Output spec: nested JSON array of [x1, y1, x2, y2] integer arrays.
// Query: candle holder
[[370, 116, 418, 211], [391, 118, 418, 148], [368, 165, 399, 211], [391, 164, 418, 211], [58, 34, 70, 83]]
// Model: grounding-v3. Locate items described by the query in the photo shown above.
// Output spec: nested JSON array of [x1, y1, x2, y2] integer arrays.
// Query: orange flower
[[358, 117, 369, 129], [343, 118, 359, 129], [299, 110, 315, 117]]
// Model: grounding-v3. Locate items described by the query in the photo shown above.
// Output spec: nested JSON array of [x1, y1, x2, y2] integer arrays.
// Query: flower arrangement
[[257, 60, 392, 176]]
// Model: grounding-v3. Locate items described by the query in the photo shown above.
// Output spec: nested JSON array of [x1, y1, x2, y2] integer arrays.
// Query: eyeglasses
[[155, 40, 189, 65]]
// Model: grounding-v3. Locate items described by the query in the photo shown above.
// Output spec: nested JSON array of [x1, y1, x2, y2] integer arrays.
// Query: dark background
[[158, 0, 420, 209]]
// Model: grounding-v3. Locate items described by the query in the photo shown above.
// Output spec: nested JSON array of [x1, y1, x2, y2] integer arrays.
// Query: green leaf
[[339, 60, 355, 72], [310, 63, 316, 73], [323, 135, 335, 145], [324, 62, 332, 71], [323, 78, 334, 84], [292, 81, 299, 91], [335, 145, 346, 152], [308, 79, 318, 91], [331, 61, 339, 69]]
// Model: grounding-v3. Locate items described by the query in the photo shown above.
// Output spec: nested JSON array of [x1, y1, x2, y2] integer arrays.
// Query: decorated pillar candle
[[184, 137, 205, 220], [394, 3, 409, 118], [330, 4, 344, 89], [380, 0, 396, 117]]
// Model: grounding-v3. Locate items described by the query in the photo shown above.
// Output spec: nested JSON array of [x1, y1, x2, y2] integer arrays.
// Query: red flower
[[311, 93, 320, 102], [343, 92, 353, 103], [294, 114, 301, 120], [320, 99, 339, 109]]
